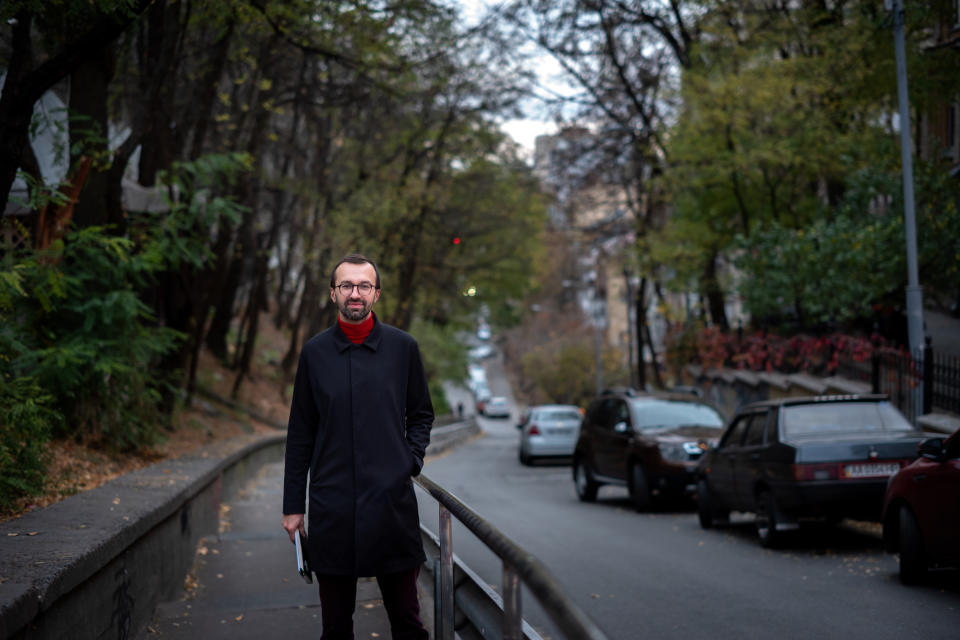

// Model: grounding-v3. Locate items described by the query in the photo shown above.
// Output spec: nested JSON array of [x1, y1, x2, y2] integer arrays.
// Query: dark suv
[[572, 389, 725, 510]]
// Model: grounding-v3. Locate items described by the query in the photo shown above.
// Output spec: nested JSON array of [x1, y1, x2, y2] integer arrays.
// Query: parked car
[[518, 404, 583, 465], [696, 395, 928, 548], [468, 344, 494, 360], [477, 324, 492, 341], [474, 385, 491, 414], [882, 428, 960, 584], [483, 396, 511, 419], [572, 389, 725, 510], [467, 363, 487, 393]]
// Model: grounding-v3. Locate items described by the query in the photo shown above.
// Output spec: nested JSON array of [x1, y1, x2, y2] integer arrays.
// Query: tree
[[657, 0, 960, 334], [0, 0, 155, 215]]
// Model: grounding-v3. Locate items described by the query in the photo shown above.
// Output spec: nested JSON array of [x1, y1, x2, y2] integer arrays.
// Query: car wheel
[[629, 464, 654, 512], [755, 491, 782, 548], [697, 479, 728, 529], [898, 505, 927, 585], [573, 459, 598, 502]]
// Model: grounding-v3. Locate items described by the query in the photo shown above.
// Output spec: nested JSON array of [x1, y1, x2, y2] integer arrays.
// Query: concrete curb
[[0, 432, 286, 640]]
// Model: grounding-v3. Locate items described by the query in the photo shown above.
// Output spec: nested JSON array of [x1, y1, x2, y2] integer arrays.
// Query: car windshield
[[627, 399, 724, 430], [537, 410, 581, 422], [781, 401, 915, 438]]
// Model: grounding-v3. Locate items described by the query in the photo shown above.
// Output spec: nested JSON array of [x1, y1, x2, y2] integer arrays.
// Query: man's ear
[[330, 288, 337, 304]]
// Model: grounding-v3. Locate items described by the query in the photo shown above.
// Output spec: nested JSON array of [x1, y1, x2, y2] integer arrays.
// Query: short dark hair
[[329, 253, 381, 289]]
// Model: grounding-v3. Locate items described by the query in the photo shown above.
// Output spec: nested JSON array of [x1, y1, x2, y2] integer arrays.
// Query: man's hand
[[281, 513, 306, 543]]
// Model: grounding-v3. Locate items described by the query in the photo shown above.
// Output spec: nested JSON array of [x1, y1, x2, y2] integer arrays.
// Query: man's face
[[330, 262, 380, 323]]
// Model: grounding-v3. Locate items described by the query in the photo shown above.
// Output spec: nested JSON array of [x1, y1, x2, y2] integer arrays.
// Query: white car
[[467, 363, 487, 392], [518, 405, 582, 465], [483, 396, 510, 419], [468, 344, 494, 360]]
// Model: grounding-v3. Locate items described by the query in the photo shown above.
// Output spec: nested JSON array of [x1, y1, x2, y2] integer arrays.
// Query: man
[[282, 253, 433, 640]]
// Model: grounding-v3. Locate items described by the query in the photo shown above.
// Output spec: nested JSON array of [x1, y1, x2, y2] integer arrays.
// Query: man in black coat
[[282, 253, 433, 640]]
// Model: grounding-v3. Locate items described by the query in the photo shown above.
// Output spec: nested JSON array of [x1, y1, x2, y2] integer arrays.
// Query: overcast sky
[[455, 0, 561, 155]]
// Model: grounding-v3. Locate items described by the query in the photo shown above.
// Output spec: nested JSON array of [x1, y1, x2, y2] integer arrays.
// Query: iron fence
[[860, 340, 960, 423]]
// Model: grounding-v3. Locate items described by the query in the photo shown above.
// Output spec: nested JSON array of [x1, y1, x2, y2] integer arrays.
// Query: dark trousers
[[316, 566, 428, 640]]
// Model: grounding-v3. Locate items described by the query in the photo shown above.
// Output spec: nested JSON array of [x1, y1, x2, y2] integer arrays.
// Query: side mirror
[[613, 421, 629, 434], [918, 437, 945, 461]]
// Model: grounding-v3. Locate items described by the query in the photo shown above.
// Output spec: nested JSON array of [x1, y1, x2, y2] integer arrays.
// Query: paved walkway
[[136, 461, 411, 639]]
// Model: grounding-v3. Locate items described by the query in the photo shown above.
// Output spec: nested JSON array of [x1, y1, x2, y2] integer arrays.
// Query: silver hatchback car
[[518, 404, 583, 465]]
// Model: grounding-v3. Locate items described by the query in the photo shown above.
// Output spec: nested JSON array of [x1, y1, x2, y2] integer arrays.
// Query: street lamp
[[888, 0, 925, 356]]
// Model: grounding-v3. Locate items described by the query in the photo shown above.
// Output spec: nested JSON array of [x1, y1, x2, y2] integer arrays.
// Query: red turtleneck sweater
[[339, 313, 374, 344]]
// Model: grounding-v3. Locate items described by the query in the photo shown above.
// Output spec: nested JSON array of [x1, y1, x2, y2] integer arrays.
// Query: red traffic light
[[452, 237, 461, 245]]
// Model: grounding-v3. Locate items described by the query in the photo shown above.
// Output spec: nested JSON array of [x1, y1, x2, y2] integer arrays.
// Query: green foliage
[[0, 154, 249, 507], [409, 318, 469, 386], [656, 0, 960, 321], [733, 163, 960, 329], [428, 380, 451, 417], [1, 228, 181, 451], [0, 378, 58, 512], [520, 338, 628, 409]]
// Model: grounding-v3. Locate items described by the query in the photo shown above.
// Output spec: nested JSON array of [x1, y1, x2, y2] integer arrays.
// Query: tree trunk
[[703, 251, 729, 330], [0, 12, 36, 218], [186, 17, 235, 160], [69, 46, 114, 229], [635, 278, 647, 391], [0, 0, 154, 215], [232, 251, 269, 398], [137, 1, 182, 186]]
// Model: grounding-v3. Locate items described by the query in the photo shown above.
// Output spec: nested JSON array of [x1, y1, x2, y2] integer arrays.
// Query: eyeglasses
[[336, 282, 376, 295]]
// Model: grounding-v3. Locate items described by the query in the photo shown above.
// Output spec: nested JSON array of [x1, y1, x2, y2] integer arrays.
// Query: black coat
[[282, 313, 434, 576]]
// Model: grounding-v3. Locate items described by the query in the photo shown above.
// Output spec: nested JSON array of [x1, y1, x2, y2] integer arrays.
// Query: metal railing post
[[416, 473, 610, 640], [502, 562, 522, 640], [439, 504, 454, 640]]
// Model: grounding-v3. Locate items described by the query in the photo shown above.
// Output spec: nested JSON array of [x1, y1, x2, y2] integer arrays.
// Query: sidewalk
[[136, 461, 402, 639]]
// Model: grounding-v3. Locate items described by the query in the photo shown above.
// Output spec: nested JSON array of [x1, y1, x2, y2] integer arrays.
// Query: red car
[[882, 428, 960, 584]]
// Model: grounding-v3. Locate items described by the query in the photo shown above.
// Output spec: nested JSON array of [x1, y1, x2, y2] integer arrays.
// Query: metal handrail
[[414, 473, 610, 640]]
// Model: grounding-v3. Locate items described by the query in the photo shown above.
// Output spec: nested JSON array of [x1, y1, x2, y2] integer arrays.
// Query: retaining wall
[[0, 433, 286, 640], [0, 416, 479, 640], [684, 364, 959, 434]]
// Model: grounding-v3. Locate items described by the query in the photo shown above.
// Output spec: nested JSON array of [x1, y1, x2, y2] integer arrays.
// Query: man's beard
[[338, 296, 372, 322]]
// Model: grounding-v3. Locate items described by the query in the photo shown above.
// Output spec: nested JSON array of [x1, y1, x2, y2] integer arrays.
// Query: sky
[[456, 0, 562, 155]]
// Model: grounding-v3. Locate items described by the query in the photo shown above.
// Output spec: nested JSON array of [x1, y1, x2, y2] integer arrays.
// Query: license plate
[[547, 428, 573, 435], [843, 463, 900, 478]]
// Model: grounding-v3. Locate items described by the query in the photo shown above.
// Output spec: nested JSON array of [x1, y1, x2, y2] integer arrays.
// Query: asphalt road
[[421, 353, 960, 640]]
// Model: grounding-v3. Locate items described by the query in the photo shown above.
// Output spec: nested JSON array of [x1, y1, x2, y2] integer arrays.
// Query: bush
[[0, 153, 248, 509], [520, 338, 628, 409], [0, 378, 58, 512], [1, 228, 182, 452]]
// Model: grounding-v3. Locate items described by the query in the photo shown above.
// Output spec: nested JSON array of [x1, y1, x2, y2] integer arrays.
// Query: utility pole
[[890, 0, 925, 355]]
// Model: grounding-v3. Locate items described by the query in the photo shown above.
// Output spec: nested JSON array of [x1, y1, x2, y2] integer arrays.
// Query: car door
[[579, 400, 607, 473], [593, 398, 630, 481], [734, 410, 770, 508], [707, 415, 750, 508], [915, 432, 960, 564]]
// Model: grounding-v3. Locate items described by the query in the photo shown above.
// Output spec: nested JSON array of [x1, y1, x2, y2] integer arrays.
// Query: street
[[421, 355, 960, 640]]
